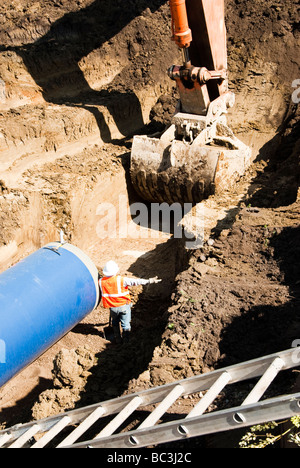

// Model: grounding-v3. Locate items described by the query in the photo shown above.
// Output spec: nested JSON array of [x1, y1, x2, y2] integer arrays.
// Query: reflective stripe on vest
[[99, 276, 131, 308]]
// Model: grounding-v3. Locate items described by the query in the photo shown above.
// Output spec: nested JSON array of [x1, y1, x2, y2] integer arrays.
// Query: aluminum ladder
[[0, 348, 299, 448]]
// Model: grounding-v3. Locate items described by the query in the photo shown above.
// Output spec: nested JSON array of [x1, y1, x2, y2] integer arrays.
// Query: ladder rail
[[64, 392, 300, 449], [0, 348, 298, 448]]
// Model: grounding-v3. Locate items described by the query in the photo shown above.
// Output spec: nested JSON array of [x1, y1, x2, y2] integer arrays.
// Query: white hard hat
[[103, 260, 119, 277]]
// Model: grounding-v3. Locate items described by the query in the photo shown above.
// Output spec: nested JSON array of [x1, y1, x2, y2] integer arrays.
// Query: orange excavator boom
[[130, 0, 252, 206]]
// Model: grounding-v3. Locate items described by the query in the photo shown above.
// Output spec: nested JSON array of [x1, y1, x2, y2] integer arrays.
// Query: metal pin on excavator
[[130, 0, 252, 205]]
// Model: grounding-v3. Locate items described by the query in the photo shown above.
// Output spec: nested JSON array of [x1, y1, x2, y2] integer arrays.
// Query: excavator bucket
[[130, 103, 252, 205], [130, 0, 252, 205]]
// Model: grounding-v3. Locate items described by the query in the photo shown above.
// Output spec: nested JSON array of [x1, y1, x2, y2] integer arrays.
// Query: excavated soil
[[0, 0, 299, 447]]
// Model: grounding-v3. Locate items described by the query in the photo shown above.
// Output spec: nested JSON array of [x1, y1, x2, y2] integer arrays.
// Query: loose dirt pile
[[0, 0, 299, 443]]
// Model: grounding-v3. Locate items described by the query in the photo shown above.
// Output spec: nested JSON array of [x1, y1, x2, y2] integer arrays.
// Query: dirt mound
[[32, 347, 96, 420]]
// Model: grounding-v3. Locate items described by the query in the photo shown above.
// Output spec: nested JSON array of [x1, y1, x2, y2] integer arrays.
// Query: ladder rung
[[94, 396, 143, 439], [139, 384, 184, 429], [0, 433, 12, 448], [31, 416, 71, 449], [9, 424, 40, 449], [187, 372, 231, 419], [242, 357, 285, 406], [57, 407, 105, 448]]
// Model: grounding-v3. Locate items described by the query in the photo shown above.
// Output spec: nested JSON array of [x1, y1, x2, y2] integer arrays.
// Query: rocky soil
[[0, 0, 299, 448]]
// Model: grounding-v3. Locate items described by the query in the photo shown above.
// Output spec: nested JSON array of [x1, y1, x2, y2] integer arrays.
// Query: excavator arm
[[130, 0, 251, 205], [169, 0, 228, 112]]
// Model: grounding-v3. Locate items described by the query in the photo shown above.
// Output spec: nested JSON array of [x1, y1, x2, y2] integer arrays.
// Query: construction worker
[[99, 260, 161, 343]]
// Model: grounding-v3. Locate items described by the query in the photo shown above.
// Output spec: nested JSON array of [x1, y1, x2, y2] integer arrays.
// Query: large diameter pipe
[[0, 242, 99, 389]]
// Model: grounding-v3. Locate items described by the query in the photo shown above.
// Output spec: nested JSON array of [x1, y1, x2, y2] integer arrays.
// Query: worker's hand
[[149, 276, 162, 284]]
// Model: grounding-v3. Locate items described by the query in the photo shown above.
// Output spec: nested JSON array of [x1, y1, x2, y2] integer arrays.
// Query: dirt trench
[[0, 0, 299, 443]]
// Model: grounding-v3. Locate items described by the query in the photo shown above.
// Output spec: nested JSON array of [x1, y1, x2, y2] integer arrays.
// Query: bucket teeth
[[130, 123, 252, 206]]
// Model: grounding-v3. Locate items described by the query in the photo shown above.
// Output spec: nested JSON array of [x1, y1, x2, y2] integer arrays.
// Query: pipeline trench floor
[[0, 127, 299, 432]]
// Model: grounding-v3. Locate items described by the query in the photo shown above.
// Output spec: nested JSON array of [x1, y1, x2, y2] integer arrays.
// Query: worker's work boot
[[122, 330, 131, 344], [113, 326, 122, 344]]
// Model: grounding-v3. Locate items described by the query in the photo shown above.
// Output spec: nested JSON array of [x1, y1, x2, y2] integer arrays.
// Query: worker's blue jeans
[[110, 304, 131, 331]]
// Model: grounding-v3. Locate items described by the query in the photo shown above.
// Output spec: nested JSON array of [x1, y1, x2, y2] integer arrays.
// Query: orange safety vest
[[99, 275, 131, 309]]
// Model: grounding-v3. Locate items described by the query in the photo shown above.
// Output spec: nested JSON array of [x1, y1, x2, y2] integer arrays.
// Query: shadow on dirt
[[212, 104, 300, 237], [210, 108, 300, 382], [75, 236, 186, 407], [0, 377, 51, 427], [219, 224, 300, 366]]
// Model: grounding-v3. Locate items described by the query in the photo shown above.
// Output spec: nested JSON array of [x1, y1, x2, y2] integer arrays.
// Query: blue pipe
[[0, 242, 99, 389]]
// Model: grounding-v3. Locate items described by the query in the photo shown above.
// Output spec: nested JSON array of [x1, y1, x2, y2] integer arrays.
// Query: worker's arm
[[123, 276, 161, 286]]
